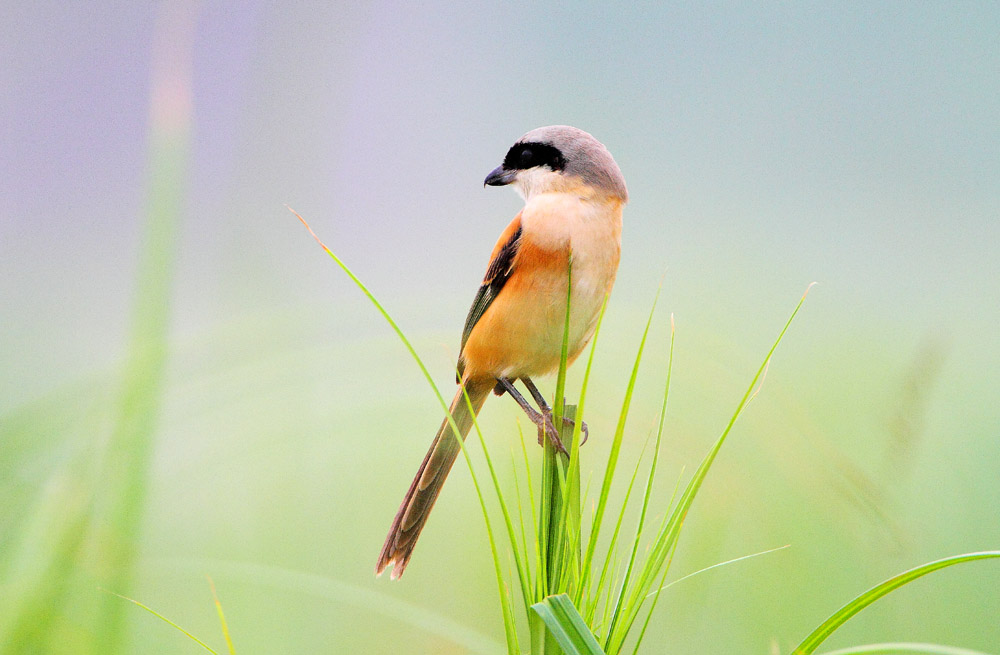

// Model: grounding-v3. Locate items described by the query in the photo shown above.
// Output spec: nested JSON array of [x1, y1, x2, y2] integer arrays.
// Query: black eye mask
[[502, 141, 566, 172]]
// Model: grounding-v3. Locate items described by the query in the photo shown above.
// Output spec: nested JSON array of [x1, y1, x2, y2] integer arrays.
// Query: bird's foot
[[532, 412, 588, 454], [530, 413, 566, 455], [569, 416, 589, 446], [555, 413, 589, 447]]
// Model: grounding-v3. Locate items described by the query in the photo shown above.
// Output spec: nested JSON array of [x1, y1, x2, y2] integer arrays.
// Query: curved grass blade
[[818, 644, 995, 655], [153, 557, 504, 654], [552, 258, 572, 431], [644, 543, 790, 598], [792, 551, 1000, 655], [609, 284, 814, 653], [459, 382, 531, 639], [532, 594, 607, 655], [552, 294, 611, 597], [596, 432, 654, 633], [101, 589, 218, 654], [509, 447, 534, 594], [96, 7, 196, 648], [630, 503, 683, 655], [540, 260, 580, 604], [603, 313, 675, 640], [290, 208, 454, 421], [292, 209, 518, 653], [580, 289, 660, 604], [207, 577, 235, 655]]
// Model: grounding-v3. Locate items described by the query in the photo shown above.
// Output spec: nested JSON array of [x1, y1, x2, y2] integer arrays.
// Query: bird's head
[[484, 125, 627, 203]]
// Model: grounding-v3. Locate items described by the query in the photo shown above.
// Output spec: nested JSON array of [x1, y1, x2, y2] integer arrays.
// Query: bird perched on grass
[[376, 125, 627, 579]]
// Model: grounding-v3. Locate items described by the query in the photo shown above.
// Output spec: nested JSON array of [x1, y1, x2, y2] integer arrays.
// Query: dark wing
[[456, 218, 523, 380]]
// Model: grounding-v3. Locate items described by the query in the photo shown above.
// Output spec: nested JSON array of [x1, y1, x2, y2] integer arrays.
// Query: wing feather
[[456, 214, 522, 379]]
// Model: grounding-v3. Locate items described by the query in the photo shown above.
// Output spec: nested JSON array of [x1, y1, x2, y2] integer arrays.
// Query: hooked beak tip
[[484, 165, 516, 187]]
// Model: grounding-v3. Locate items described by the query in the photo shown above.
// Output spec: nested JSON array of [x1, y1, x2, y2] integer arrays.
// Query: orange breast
[[460, 193, 622, 381]]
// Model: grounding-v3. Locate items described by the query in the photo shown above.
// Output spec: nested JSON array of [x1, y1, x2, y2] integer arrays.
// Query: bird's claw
[[533, 412, 588, 454], [568, 417, 589, 446], [535, 418, 568, 455]]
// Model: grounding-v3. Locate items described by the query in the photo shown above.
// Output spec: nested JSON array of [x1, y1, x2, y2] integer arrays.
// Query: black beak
[[484, 165, 516, 187]]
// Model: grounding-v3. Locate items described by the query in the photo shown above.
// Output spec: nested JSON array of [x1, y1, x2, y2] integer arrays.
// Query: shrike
[[376, 126, 627, 579]]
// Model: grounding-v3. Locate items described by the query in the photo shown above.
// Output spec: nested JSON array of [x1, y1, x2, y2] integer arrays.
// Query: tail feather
[[375, 378, 491, 579]]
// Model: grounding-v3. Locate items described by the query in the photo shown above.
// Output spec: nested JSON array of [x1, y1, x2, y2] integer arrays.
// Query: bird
[[375, 125, 627, 579]]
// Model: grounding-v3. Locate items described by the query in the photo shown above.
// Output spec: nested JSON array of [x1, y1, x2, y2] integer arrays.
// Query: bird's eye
[[502, 141, 565, 172], [518, 147, 535, 168]]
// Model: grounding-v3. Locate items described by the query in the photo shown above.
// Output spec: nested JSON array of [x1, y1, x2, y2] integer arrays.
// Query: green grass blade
[[207, 577, 235, 655], [0, 463, 93, 652], [294, 210, 518, 653], [627, 313, 675, 562], [611, 286, 813, 652], [448, 385, 520, 654], [154, 557, 504, 654], [644, 543, 790, 597], [630, 530, 680, 655], [553, 408, 584, 593], [552, 295, 611, 600], [552, 258, 573, 430], [538, 434, 556, 597], [532, 259, 587, 653], [551, 295, 610, 603], [538, 436, 573, 653], [461, 384, 533, 620], [510, 449, 534, 596], [644, 285, 811, 575], [95, 9, 195, 649], [792, 551, 1000, 654], [569, 294, 609, 470], [628, 465, 687, 655], [580, 290, 660, 599], [818, 644, 995, 655], [550, 261, 579, 588], [102, 589, 218, 654], [532, 594, 608, 655], [291, 209, 455, 423], [516, 421, 544, 599], [633, 313, 675, 545], [604, 313, 675, 641], [594, 432, 652, 634]]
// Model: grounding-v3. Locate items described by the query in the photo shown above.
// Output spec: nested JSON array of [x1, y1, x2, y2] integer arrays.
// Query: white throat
[[513, 168, 565, 201]]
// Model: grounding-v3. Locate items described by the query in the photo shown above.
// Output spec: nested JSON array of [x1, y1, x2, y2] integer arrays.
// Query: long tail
[[375, 378, 492, 579]]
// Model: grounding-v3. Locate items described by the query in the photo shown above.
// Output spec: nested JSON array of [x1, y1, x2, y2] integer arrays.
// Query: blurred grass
[[91, 4, 195, 651], [1, 297, 998, 652], [0, 448, 94, 651], [92, 87, 188, 655], [0, 5, 193, 653]]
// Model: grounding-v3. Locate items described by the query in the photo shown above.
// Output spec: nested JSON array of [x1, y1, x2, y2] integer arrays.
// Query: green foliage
[[92, 103, 188, 655], [532, 594, 607, 655], [300, 223, 1000, 655], [102, 580, 238, 655], [501, 283, 811, 655], [208, 577, 236, 655], [293, 207, 523, 654], [12, 207, 986, 654], [793, 552, 1000, 654], [818, 645, 994, 655], [0, 37, 188, 652]]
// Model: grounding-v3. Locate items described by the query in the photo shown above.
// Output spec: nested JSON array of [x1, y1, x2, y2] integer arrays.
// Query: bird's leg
[[520, 377, 589, 446], [494, 377, 566, 454]]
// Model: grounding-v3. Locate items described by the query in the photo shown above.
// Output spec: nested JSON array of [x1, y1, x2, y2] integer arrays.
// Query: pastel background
[[2, 2, 998, 653]]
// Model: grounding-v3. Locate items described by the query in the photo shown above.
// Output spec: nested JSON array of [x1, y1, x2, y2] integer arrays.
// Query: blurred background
[[2, 2, 998, 653]]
